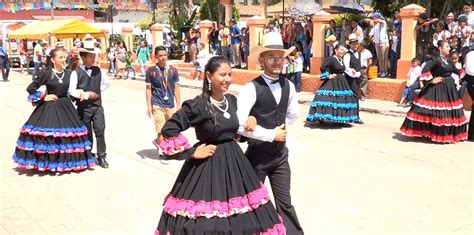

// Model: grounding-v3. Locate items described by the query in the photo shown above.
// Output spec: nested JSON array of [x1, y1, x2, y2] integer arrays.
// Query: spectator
[[241, 27, 250, 68], [193, 43, 210, 80], [351, 19, 364, 43], [359, 42, 373, 100], [136, 40, 151, 77], [450, 36, 462, 54], [340, 18, 351, 47], [208, 22, 221, 55], [114, 41, 127, 79], [18, 39, 29, 75], [433, 21, 451, 48], [450, 51, 462, 89], [325, 20, 337, 57], [445, 12, 458, 34], [219, 22, 232, 64], [229, 19, 242, 68], [107, 42, 116, 74], [389, 24, 400, 78], [369, 12, 389, 78], [455, 15, 472, 48], [292, 51, 304, 92], [398, 58, 422, 107], [282, 18, 293, 49], [188, 27, 199, 62], [31, 40, 43, 80], [303, 20, 313, 72], [0, 41, 10, 82], [295, 22, 305, 52], [325, 35, 339, 57], [125, 51, 136, 80], [462, 2, 474, 29], [415, 13, 438, 61]]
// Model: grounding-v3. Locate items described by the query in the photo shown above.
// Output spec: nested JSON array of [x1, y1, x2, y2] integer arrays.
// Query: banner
[[0, 1, 149, 13]]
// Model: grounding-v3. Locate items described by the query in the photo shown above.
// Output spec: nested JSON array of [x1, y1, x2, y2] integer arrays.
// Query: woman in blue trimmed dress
[[12, 49, 95, 172], [400, 40, 468, 143], [306, 44, 359, 123], [155, 57, 285, 234]]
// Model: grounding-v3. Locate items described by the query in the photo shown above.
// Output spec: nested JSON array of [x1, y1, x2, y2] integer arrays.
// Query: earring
[[208, 80, 212, 91]]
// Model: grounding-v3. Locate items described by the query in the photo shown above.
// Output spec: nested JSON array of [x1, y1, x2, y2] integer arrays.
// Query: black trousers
[[246, 143, 304, 235], [0, 57, 10, 81], [346, 75, 361, 118], [79, 106, 107, 158], [465, 76, 474, 141]]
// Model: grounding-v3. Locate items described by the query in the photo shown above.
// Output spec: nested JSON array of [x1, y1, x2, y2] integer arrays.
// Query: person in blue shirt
[[145, 46, 181, 158], [0, 41, 10, 82], [229, 19, 242, 68]]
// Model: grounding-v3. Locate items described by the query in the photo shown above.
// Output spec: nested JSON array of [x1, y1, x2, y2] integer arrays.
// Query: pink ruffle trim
[[20, 128, 88, 138], [16, 146, 91, 154], [159, 134, 192, 155], [154, 216, 286, 235], [163, 183, 271, 219]]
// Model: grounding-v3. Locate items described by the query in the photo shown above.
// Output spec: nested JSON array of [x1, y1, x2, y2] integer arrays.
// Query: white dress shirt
[[68, 65, 110, 100], [369, 21, 388, 44], [406, 66, 422, 87], [343, 49, 361, 78], [465, 50, 474, 76], [237, 74, 299, 142], [359, 49, 373, 68]]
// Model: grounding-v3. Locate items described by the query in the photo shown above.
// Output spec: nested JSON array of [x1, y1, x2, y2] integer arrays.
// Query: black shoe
[[3, 79, 9, 82], [355, 119, 365, 124], [360, 97, 366, 101], [97, 157, 109, 168]]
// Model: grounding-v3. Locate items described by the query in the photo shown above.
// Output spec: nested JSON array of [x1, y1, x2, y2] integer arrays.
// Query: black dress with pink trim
[[12, 70, 95, 172], [400, 56, 468, 143], [155, 95, 285, 235]]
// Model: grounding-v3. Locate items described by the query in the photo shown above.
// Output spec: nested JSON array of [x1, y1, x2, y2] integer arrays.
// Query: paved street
[[0, 70, 472, 235]]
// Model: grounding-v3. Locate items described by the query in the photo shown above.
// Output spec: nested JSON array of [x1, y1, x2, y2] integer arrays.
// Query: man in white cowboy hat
[[344, 33, 364, 124], [237, 31, 304, 234], [68, 37, 111, 168]]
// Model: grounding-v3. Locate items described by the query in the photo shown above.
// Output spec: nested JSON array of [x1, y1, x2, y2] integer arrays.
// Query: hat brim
[[249, 46, 296, 65], [73, 47, 102, 54], [346, 39, 359, 44]]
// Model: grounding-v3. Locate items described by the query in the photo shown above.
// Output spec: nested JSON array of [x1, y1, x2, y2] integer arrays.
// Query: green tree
[[371, 0, 467, 19]]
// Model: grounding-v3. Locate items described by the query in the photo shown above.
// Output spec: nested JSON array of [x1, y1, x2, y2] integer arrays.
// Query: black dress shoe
[[97, 157, 109, 168], [355, 119, 365, 124]]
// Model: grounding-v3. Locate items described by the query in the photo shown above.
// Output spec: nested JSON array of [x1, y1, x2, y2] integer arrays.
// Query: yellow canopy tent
[[8, 19, 104, 40]]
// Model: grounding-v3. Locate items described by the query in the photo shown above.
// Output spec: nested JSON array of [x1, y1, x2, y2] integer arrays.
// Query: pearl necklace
[[210, 96, 231, 119], [52, 68, 65, 84]]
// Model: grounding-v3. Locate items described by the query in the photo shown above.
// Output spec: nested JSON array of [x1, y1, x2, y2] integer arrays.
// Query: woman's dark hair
[[333, 44, 344, 55], [436, 21, 445, 30], [201, 56, 231, 123], [45, 48, 61, 71], [202, 56, 230, 97]]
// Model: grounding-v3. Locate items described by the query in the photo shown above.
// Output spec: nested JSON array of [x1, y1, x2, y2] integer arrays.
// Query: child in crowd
[[193, 43, 210, 80], [398, 58, 422, 107], [125, 51, 136, 80], [292, 51, 304, 92], [450, 51, 463, 92]]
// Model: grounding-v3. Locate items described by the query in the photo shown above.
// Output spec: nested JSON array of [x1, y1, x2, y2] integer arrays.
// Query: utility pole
[[50, 0, 55, 20]]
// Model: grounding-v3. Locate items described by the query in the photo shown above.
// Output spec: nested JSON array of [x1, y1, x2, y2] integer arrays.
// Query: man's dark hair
[[464, 2, 471, 7], [154, 46, 167, 56]]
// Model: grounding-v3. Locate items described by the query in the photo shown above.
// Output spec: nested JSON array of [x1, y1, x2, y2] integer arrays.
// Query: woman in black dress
[[12, 49, 95, 172], [154, 57, 285, 234], [307, 44, 359, 123], [400, 40, 468, 143]]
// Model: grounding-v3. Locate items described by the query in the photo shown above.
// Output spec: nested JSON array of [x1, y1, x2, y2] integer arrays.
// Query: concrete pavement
[[0, 70, 472, 235]]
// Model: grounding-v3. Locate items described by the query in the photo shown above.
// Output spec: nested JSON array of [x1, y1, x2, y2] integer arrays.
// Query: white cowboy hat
[[346, 33, 358, 44], [73, 40, 101, 54], [249, 32, 295, 64], [83, 33, 93, 41], [74, 38, 81, 44], [55, 41, 65, 47]]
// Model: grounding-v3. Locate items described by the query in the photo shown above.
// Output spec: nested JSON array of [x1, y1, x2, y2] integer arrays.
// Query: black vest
[[76, 67, 102, 109], [250, 76, 290, 129], [346, 50, 362, 74]]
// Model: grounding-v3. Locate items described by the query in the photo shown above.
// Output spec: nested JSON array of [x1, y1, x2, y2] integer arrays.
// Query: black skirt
[[155, 141, 285, 235], [400, 76, 468, 143], [307, 74, 359, 123], [13, 96, 95, 172]]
